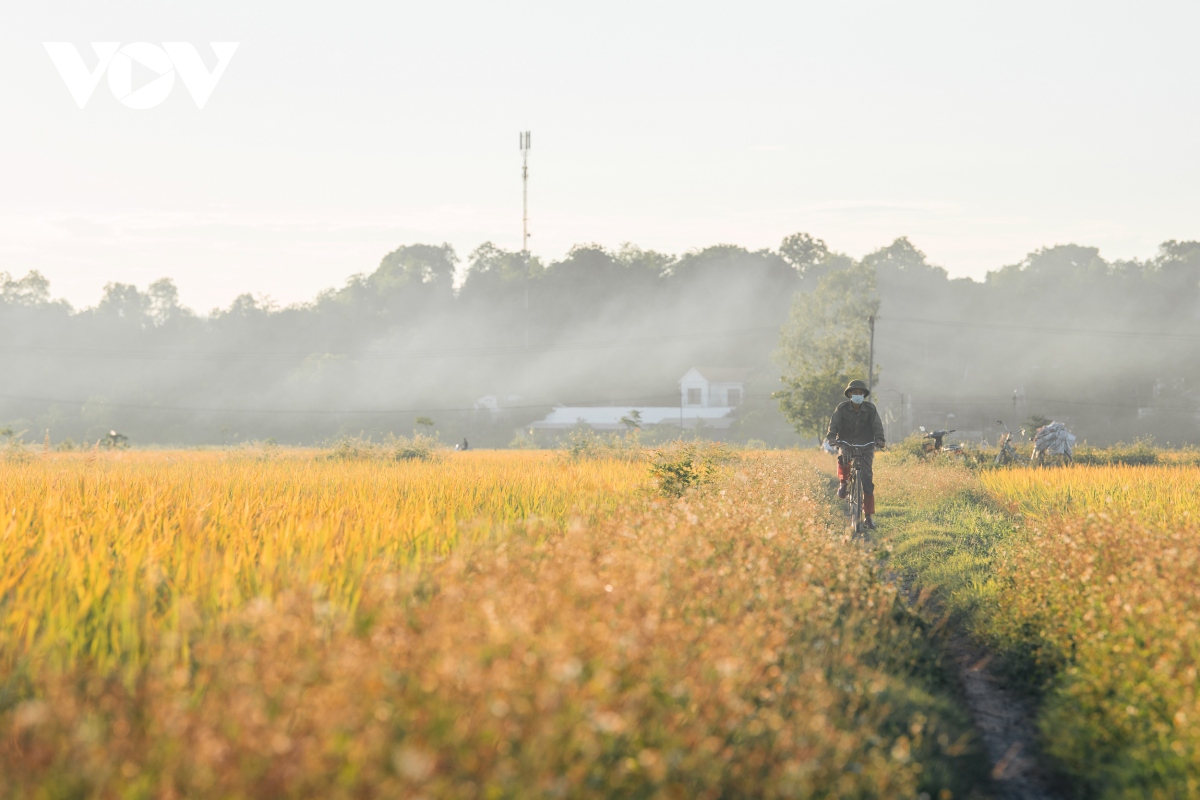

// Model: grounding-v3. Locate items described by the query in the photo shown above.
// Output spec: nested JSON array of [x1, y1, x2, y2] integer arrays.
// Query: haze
[[2, 1, 1198, 311]]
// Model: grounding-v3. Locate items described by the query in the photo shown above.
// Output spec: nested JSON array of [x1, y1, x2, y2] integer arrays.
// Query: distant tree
[[987, 244, 1107, 288], [1155, 239, 1200, 271], [779, 233, 857, 286], [862, 237, 943, 276], [415, 416, 434, 429], [328, 243, 459, 322], [220, 293, 272, 319], [669, 244, 787, 281], [779, 232, 829, 278], [456, 243, 545, 346], [0, 271, 53, 306], [537, 245, 632, 327], [775, 261, 879, 442], [95, 282, 151, 323], [615, 244, 676, 278], [666, 245, 800, 338], [100, 429, 129, 450], [376, 243, 458, 289], [549, 244, 622, 285], [863, 237, 951, 316], [465, 242, 540, 283], [1151, 240, 1200, 305], [147, 278, 189, 326]]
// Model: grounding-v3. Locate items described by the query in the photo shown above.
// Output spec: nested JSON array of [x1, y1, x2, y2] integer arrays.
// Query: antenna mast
[[520, 131, 532, 350], [520, 131, 531, 253]]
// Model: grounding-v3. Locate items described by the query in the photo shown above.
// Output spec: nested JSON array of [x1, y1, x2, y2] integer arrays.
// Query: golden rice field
[[0, 449, 983, 798], [980, 464, 1200, 526], [980, 464, 1200, 797], [0, 450, 646, 673]]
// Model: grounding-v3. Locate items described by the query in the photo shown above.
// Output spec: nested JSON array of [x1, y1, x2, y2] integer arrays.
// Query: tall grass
[[0, 450, 985, 798], [981, 465, 1200, 797]]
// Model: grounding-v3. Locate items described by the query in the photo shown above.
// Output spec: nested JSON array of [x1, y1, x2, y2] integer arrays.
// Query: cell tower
[[519, 130, 532, 349], [519, 130, 531, 253]]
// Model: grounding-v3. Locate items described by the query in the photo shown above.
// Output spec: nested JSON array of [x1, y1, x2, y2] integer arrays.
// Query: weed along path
[[861, 454, 1200, 800], [859, 457, 1061, 800]]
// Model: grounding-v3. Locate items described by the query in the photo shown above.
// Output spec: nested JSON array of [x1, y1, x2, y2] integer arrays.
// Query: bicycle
[[831, 440, 876, 536]]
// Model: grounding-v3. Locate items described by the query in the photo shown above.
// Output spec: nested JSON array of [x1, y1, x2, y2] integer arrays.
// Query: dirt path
[[819, 454, 1065, 797], [946, 632, 1062, 800]]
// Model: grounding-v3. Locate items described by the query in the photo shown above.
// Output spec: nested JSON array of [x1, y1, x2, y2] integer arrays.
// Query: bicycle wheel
[[849, 470, 863, 536]]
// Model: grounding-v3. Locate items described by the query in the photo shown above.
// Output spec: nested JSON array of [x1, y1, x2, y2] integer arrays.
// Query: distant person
[[460, 437, 469, 451], [826, 380, 885, 530]]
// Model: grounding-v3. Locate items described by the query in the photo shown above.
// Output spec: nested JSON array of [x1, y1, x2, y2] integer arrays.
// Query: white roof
[[680, 366, 750, 384], [531, 405, 733, 429]]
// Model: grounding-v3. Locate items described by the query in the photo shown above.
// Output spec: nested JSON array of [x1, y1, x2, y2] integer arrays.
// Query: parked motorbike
[[919, 426, 962, 454]]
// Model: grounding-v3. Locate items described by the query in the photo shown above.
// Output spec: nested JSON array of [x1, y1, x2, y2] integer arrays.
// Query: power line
[[876, 394, 1170, 412], [880, 315, 1200, 341]]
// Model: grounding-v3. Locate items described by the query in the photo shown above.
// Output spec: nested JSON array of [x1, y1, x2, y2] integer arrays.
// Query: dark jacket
[[826, 400, 885, 446]]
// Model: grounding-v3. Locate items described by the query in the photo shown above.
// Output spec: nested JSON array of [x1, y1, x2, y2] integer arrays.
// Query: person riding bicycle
[[826, 379, 885, 530]]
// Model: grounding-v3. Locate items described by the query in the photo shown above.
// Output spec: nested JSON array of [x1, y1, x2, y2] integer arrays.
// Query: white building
[[529, 367, 748, 432], [679, 367, 749, 409]]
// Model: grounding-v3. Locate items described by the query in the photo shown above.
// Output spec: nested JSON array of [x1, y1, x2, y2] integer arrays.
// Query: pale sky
[[2, 1, 1197, 311]]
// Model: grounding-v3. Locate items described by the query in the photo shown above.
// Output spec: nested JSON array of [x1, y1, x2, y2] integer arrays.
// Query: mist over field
[[3, 3, 1199, 449], [2, 234, 1197, 448]]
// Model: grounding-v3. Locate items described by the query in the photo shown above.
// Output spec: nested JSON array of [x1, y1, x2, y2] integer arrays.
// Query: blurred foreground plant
[[0, 451, 985, 798]]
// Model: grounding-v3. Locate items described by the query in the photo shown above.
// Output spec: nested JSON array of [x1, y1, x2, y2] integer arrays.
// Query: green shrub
[[560, 428, 644, 462], [390, 432, 441, 461], [649, 440, 731, 497], [324, 433, 443, 462], [886, 433, 930, 464], [323, 435, 378, 461]]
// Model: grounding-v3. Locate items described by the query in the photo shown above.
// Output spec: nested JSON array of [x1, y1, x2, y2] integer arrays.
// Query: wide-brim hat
[[844, 379, 870, 398]]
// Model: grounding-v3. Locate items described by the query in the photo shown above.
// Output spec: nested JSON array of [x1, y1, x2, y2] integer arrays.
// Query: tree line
[[1, 234, 1197, 447], [778, 238, 1200, 446]]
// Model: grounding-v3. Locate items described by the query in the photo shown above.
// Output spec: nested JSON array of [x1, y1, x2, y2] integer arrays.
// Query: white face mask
[[850, 394, 865, 405]]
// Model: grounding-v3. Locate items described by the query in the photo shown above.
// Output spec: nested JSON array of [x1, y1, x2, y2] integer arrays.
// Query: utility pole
[[867, 315, 876, 392], [520, 130, 531, 349]]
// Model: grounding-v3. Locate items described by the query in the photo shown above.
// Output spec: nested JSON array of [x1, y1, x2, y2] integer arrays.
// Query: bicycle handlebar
[[830, 440, 878, 449]]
